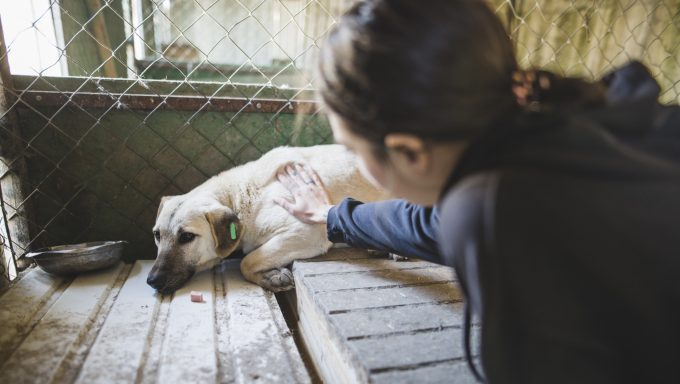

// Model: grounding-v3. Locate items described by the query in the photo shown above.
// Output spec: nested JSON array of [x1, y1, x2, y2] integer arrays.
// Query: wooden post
[[59, 0, 103, 76], [85, 0, 118, 77], [58, 0, 125, 77], [0, 17, 33, 280]]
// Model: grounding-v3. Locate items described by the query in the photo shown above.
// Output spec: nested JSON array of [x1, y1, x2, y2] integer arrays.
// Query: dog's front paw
[[260, 268, 295, 292]]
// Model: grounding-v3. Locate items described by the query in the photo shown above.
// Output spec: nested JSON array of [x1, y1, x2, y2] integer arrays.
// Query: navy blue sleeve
[[326, 198, 442, 263]]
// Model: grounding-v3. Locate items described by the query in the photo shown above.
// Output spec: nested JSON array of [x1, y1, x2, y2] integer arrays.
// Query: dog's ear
[[156, 196, 175, 221], [205, 208, 240, 251]]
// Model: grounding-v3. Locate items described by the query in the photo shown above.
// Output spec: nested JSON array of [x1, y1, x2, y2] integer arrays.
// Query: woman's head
[[317, 0, 519, 204]]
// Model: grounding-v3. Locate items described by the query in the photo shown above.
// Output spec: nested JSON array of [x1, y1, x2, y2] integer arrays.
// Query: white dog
[[147, 144, 386, 293]]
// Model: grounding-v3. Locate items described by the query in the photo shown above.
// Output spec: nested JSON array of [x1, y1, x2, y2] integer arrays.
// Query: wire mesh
[[0, 0, 678, 283]]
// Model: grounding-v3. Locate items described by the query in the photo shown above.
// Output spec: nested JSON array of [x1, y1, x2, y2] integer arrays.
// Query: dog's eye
[[153, 230, 160, 241], [178, 232, 196, 244]]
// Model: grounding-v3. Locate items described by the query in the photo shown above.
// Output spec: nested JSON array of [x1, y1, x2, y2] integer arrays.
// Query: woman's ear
[[384, 133, 430, 174]]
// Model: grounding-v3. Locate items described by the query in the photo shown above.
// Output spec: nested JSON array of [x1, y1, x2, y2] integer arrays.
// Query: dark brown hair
[[317, 0, 605, 146]]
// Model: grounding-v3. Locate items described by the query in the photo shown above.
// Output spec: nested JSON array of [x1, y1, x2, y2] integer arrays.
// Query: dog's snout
[[146, 272, 165, 288]]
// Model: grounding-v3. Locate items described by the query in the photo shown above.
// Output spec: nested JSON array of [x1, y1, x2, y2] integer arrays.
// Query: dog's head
[[147, 195, 242, 293]]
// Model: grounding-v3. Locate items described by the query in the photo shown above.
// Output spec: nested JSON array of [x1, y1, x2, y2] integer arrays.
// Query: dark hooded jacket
[[325, 61, 680, 383]]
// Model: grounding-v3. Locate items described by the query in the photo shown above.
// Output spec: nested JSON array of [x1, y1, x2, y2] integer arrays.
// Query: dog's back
[[217, 144, 387, 204], [263, 144, 386, 204]]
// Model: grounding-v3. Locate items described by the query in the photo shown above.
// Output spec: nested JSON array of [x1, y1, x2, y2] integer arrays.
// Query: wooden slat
[[220, 260, 310, 383], [303, 265, 456, 292], [330, 302, 465, 339], [136, 289, 172, 384], [157, 268, 217, 383], [213, 262, 236, 384], [76, 261, 158, 383], [0, 269, 66, 365], [0, 263, 125, 383], [49, 263, 133, 383], [317, 283, 462, 313], [294, 258, 436, 276], [296, 272, 366, 384], [348, 328, 468, 370], [371, 360, 478, 384]]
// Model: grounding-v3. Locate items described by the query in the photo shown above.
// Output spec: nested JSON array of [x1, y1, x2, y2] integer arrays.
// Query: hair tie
[[512, 69, 552, 112]]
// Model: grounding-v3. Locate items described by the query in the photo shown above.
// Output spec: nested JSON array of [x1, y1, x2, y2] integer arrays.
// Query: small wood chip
[[190, 291, 203, 303]]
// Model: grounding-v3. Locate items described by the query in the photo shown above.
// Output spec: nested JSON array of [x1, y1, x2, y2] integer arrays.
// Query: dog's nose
[[147, 272, 166, 288]]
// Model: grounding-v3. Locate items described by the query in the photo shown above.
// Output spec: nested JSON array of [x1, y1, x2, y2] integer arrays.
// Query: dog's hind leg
[[240, 233, 330, 292]]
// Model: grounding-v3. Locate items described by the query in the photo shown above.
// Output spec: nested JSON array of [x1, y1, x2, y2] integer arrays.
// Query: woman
[[274, 0, 680, 382]]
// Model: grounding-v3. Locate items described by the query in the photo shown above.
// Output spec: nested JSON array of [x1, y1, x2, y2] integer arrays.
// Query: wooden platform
[[1, 249, 479, 384], [290, 248, 479, 384], [0, 260, 309, 384]]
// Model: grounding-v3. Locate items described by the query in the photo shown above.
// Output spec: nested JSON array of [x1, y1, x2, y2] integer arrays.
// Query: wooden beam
[[85, 0, 119, 77], [19, 89, 317, 114], [59, 0, 103, 76]]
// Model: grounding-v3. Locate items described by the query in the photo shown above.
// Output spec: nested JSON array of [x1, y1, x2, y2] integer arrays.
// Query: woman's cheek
[[357, 155, 387, 190]]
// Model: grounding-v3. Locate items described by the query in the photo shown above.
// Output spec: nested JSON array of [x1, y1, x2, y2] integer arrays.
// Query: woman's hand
[[274, 163, 334, 224]]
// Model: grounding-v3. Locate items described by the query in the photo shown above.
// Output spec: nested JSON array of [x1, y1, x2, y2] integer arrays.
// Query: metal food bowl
[[25, 241, 127, 276]]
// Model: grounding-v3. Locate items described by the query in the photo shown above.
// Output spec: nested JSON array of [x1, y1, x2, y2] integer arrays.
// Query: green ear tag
[[230, 223, 237, 240]]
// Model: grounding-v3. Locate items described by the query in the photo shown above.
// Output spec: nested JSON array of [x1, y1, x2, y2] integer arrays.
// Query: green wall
[[14, 78, 330, 260]]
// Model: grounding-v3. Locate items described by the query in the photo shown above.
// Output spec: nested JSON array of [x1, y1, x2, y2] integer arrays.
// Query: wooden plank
[[296, 274, 367, 384], [330, 302, 465, 339], [76, 261, 158, 383], [0, 268, 67, 364], [263, 291, 311, 383], [317, 283, 462, 313], [135, 289, 172, 384], [0, 263, 125, 382], [371, 360, 478, 384], [220, 259, 310, 383], [49, 263, 133, 383], [294, 258, 437, 276], [213, 262, 236, 384], [348, 328, 470, 371], [157, 268, 217, 383], [303, 265, 456, 292]]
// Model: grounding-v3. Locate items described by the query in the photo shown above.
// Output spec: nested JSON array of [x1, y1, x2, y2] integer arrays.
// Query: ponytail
[[512, 69, 607, 113]]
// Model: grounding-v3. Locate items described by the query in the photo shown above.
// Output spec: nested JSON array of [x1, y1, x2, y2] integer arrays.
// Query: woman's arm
[[327, 197, 441, 262], [274, 163, 442, 263]]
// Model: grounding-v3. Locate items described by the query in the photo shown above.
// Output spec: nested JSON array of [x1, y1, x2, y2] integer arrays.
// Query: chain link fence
[[0, 0, 679, 285]]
